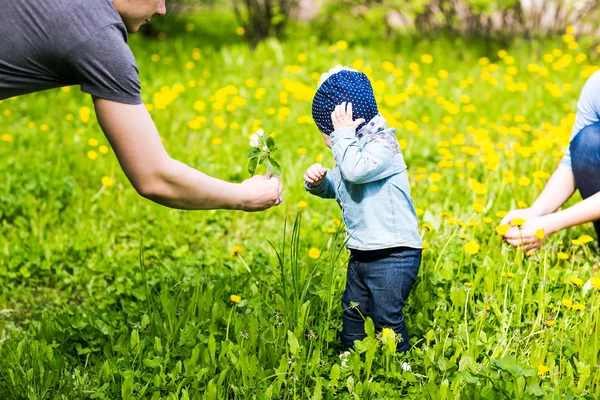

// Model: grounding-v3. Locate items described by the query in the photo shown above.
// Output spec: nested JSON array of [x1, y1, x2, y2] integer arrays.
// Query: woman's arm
[[500, 166, 576, 225], [93, 97, 283, 211], [503, 191, 600, 252]]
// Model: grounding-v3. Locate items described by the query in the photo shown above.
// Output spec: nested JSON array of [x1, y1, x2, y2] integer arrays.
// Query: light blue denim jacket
[[306, 126, 422, 250]]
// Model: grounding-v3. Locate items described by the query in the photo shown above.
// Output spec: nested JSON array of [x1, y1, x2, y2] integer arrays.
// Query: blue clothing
[[312, 70, 379, 136], [570, 123, 600, 244], [306, 126, 422, 250], [560, 71, 600, 170], [342, 248, 422, 352]]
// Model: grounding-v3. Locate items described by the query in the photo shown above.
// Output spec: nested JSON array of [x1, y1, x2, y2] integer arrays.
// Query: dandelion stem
[[464, 289, 470, 350], [238, 254, 252, 273], [225, 306, 234, 342]]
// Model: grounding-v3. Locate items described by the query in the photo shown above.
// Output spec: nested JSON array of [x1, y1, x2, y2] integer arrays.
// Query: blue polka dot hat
[[312, 69, 379, 136]]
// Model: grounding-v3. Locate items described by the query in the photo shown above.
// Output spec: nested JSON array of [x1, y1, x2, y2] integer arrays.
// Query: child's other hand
[[331, 102, 366, 131], [304, 163, 327, 187]]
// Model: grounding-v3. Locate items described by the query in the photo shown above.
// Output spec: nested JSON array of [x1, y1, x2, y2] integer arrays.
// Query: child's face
[[322, 132, 331, 149]]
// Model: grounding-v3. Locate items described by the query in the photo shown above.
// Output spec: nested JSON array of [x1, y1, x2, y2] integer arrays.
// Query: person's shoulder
[[584, 70, 600, 89], [364, 128, 401, 154], [60, 0, 128, 52]]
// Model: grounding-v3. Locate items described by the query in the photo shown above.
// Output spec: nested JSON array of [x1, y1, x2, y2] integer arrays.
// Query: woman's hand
[[500, 207, 543, 227], [503, 215, 560, 253]]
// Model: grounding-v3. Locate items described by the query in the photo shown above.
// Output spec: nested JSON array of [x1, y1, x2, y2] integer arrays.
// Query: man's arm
[[93, 98, 282, 211]]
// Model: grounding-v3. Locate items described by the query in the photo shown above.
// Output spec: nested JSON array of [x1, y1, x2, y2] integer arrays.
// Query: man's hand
[[93, 97, 283, 211], [304, 163, 327, 188], [503, 215, 560, 253], [332, 102, 366, 132], [237, 173, 283, 212]]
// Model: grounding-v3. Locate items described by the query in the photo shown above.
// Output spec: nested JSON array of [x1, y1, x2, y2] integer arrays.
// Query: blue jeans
[[341, 247, 422, 352], [571, 123, 600, 244]]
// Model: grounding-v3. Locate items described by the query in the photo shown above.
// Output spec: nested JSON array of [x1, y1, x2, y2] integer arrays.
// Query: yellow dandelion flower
[[496, 210, 507, 218], [561, 299, 573, 308], [590, 277, 600, 290], [1, 134, 13, 142], [99, 145, 109, 154], [87, 150, 98, 160], [483, 217, 493, 224], [308, 248, 321, 259], [235, 27, 245, 36], [101, 176, 113, 187], [298, 201, 308, 209], [502, 272, 515, 279], [572, 303, 585, 311], [230, 246, 244, 258], [496, 224, 510, 235], [537, 364, 550, 376], [212, 137, 223, 145], [465, 241, 480, 255], [511, 218, 526, 227], [571, 277, 583, 287], [336, 40, 348, 51], [578, 235, 594, 244], [230, 294, 241, 303], [88, 138, 99, 147], [535, 229, 545, 240], [472, 203, 484, 213], [544, 320, 555, 328], [297, 147, 307, 155], [557, 252, 569, 260], [420, 54, 433, 64], [381, 328, 395, 339]]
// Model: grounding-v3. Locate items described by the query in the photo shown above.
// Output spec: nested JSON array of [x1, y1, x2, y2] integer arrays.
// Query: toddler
[[304, 66, 422, 352]]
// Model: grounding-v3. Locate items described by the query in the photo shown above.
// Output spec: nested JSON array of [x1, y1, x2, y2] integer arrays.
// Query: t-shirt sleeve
[[64, 24, 142, 105], [560, 70, 600, 170]]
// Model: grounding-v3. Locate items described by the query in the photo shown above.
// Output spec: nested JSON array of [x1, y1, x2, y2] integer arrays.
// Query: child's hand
[[331, 102, 366, 131], [304, 163, 327, 187]]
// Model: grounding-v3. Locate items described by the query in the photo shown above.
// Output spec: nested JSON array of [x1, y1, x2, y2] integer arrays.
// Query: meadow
[[1, 12, 600, 399]]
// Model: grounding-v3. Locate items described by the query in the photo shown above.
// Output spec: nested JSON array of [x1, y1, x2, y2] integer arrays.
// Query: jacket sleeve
[[304, 168, 338, 199], [330, 127, 396, 184], [560, 70, 600, 170]]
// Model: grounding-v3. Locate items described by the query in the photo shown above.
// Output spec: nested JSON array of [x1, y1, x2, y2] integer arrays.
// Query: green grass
[[1, 13, 600, 399]]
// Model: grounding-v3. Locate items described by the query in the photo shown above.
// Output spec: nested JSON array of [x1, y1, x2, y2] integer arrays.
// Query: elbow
[[133, 177, 165, 201], [131, 170, 172, 202], [340, 168, 367, 184]]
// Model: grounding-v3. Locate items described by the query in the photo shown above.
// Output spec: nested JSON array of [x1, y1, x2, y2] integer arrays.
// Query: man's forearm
[[530, 166, 576, 215], [139, 157, 243, 210]]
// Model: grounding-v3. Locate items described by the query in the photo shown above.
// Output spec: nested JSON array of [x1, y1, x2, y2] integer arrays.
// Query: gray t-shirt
[[0, 0, 142, 104]]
